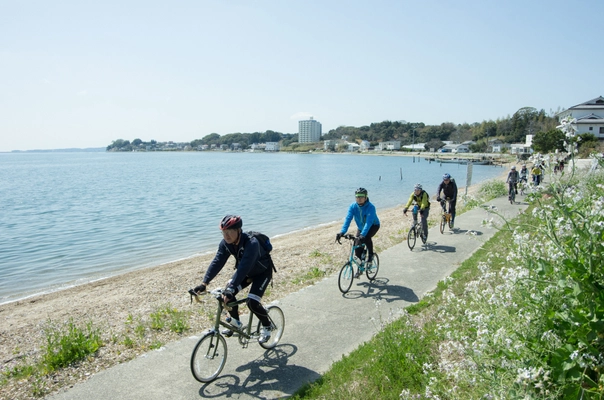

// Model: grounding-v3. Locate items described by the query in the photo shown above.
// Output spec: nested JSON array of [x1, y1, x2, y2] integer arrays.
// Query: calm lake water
[[0, 151, 503, 303]]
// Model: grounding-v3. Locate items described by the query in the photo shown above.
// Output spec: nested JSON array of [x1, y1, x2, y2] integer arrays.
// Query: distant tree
[[532, 129, 566, 153], [132, 138, 142, 147], [425, 139, 445, 151]]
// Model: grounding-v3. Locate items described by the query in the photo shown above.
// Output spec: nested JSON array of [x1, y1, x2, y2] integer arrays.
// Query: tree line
[[107, 106, 599, 155]]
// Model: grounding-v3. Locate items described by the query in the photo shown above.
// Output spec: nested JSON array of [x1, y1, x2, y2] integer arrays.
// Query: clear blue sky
[[1, 0, 602, 151]]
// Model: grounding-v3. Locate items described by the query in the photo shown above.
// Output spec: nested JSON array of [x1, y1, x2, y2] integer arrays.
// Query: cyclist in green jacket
[[403, 183, 431, 241]]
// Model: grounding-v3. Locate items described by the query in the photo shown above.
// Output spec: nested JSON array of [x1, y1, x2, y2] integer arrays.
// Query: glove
[[436, 197, 441, 202], [336, 233, 342, 242], [354, 235, 365, 246], [403, 208, 408, 215], [193, 283, 206, 294]]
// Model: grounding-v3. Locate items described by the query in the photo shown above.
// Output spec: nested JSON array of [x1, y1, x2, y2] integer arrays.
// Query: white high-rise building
[[298, 117, 322, 143]]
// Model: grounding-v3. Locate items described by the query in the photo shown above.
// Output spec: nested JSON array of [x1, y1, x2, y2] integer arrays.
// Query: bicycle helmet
[[414, 183, 422, 190], [220, 215, 242, 230], [443, 173, 451, 180], [355, 187, 368, 197], [511, 166, 516, 170]]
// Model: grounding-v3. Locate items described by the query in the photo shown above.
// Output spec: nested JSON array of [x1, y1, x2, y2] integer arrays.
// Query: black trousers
[[355, 224, 380, 259]]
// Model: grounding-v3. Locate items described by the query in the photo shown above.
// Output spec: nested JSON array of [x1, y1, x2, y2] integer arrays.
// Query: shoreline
[[0, 166, 512, 399]]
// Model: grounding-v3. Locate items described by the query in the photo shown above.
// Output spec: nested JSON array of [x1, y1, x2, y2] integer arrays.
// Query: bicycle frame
[[439, 198, 452, 234], [188, 288, 285, 383], [336, 233, 379, 293]]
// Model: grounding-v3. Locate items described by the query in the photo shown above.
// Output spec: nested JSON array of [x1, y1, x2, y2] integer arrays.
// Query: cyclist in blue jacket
[[336, 188, 381, 263]]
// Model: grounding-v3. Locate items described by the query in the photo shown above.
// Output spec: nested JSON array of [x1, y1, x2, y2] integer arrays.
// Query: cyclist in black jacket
[[436, 173, 458, 229], [192, 215, 273, 343]]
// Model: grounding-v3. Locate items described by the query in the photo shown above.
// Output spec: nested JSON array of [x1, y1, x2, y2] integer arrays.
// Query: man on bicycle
[[506, 165, 519, 200], [336, 188, 380, 263], [192, 215, 273, 343], [435, 173, 457, 229], [520, 164, 529, 184], [403, 183, 430, 242]]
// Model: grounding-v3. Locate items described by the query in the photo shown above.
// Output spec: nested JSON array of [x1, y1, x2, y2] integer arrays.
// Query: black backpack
[[247, 231, 277, 272]]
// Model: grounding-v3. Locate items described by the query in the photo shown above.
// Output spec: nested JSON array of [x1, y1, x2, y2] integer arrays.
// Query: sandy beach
[[0, 165, 509, 399]]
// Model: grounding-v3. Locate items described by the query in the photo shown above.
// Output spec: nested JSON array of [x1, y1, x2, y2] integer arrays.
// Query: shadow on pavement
[[427, 244, 456, 253], [343, 277, 419, 303], [198, 344, 319, 398]]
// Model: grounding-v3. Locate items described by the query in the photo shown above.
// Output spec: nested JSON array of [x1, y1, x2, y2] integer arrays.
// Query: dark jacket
[[203, 232, 270, 289], [436, 179, 458, 202]]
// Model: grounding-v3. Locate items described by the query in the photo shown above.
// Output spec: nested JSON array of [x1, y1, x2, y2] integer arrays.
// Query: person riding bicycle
[[192, 215, 273, 343], [436, 173, 457, 229], [403, 183, 430, 242], [506, 165, 519, 199], [531, 164, 542, 186], [336, 187, 380, 263], [519, 164, 528, 184]]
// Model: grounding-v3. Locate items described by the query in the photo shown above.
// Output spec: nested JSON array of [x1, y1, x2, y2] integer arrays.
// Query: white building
[[378, 141, 401, 151], [556, 96, 604, 139], [298, 117, 322, 143], [265, 142, 280, 152]]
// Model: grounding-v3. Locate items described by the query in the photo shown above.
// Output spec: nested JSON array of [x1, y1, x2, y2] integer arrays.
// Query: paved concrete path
[[48, 195, 528, 400]]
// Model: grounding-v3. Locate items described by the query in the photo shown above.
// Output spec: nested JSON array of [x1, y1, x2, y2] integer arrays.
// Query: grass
[[292, 157, 604, 399]]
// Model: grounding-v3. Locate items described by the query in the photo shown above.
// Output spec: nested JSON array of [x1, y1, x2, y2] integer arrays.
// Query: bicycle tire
[[257, 305, 285, 349], [407, 226, 417, 250], [510, 190, 515, 204], [338, 262, 354, 293], [440, 215, 446, 234], [365, 253, 379, 280], [190, 332, 228, 383]]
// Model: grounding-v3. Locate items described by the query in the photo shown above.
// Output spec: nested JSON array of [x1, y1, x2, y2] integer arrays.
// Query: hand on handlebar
[[335, 232, 342, 244]]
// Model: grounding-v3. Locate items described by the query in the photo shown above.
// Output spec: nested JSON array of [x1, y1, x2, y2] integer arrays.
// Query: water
[[0, 151, 503, 303]]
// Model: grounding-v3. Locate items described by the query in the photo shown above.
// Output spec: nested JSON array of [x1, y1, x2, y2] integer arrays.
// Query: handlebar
[[336, 233, 357, 245]]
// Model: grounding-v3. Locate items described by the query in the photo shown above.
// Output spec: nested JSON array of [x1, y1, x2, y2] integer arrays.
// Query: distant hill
[[10, 148, 106, 153]]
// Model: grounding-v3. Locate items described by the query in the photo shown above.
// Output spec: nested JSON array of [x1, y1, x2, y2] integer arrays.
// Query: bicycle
[[508, 181, 517, 204], [336, 233, 380, 294], [519, 176, 528, 195], [439, 198, 453, 234], [187, 287, 285, 383], [407, 204, 426, 250]]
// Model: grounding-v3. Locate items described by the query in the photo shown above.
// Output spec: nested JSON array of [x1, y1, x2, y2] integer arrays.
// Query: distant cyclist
[[336, 188, 380, 263], [404, 183, 430, 242], [531, 164, 542, 186], [506, 166, 519, 200], [519, 164, 529, 184], [192, 215, 273, 344], [436, 173, 458, 229]]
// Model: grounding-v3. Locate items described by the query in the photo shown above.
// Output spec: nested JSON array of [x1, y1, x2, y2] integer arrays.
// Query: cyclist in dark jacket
[[436, 173, 458, 229], [336, 187, 380, 263], [192, 215, 273, 343]]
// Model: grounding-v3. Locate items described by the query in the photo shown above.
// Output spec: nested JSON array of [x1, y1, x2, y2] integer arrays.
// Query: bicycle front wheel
[[407, 227, 416, 250], [440, 215, 446, 234], [365, 253, 379, 280], [190, 332, 228, 383], [257, 305, 285, 349], [338, 262, 354, 293]]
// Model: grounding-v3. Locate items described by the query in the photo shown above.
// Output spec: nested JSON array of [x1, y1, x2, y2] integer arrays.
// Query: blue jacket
[[340, 200, 380, 237], [203, 232, 269, 290]]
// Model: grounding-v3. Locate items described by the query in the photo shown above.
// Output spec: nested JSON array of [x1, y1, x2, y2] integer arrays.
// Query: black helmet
[[220, 215, 242, 230], [355, 187, 368, 197]]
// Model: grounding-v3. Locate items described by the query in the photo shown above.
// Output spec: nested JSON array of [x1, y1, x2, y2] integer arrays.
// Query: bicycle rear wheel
[[190, 332, 228, 383], [407, 226, 416, 250], [440, 215, 446, 234], [338, 262, 354, 293], [365, 253, 379, 280], [257, 305, 285, 349]]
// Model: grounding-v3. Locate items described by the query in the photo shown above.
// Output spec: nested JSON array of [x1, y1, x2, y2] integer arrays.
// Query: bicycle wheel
[[407, 226, 416, 250], [440, 215, 446, 234], [257, 305, 285, 350], [338, 262, 354, 293], [365, 253, 379, 280], [510, 189, 515, 204], [190, 332, 228, 383], [448, 214, 453, 229]]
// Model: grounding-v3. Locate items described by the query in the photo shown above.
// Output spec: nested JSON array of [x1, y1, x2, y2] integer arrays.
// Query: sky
[[1, 0, 602, 152]]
